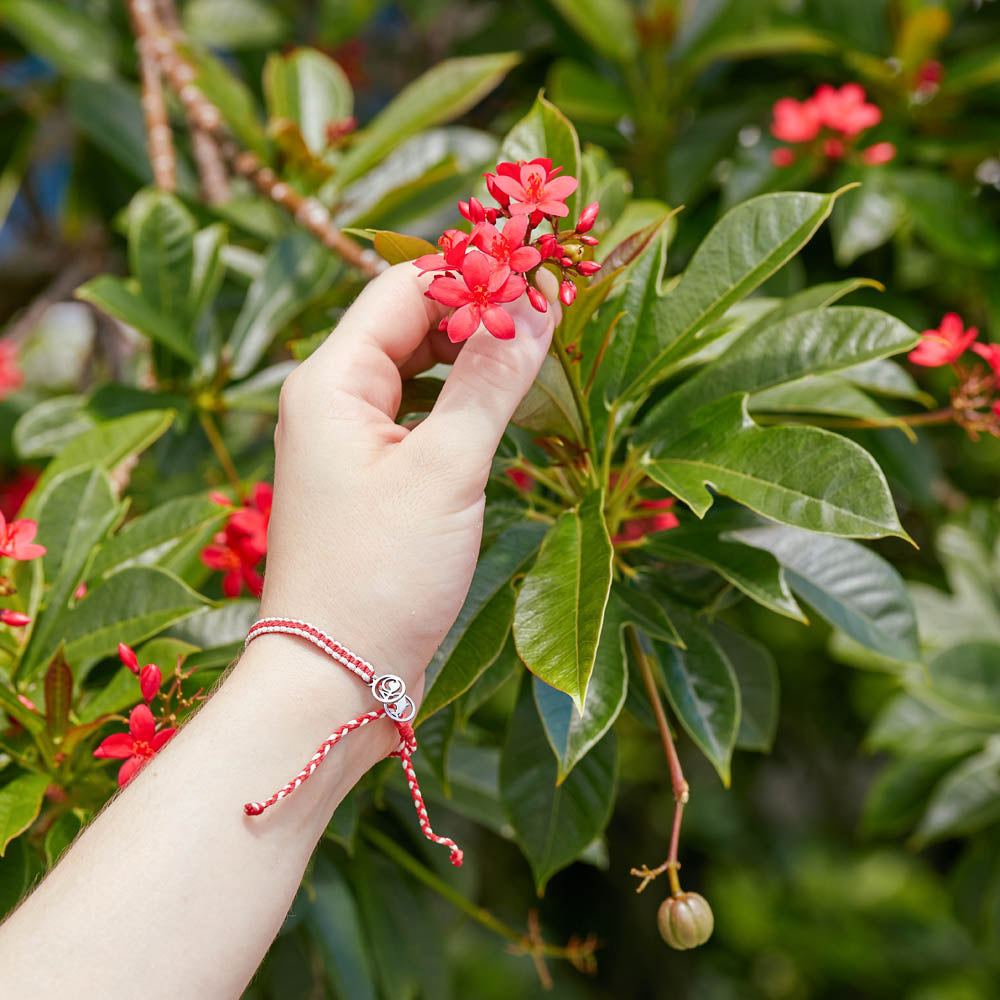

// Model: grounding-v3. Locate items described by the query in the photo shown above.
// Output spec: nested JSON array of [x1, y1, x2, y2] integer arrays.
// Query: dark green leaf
[[500, 689, 616, 892], [44, 811, 81, 868], [549, 0, 639, 62], [0, 773, 49, 855], [926, 642, 1000, 721], [512, 354, 583, 439], [830, 171, 905, 266], [547, 59, 634, 125], [455, 635, 522, 723], [913, 742, 1000, 846], [513, 491, 613, 710], [183, 0, 288, 49], [43, 649, 72, 741], [709, 622, 778, 752], [867, 694, 993, 759], [13, 396, 94, 460], [863, 756, 963, 838]]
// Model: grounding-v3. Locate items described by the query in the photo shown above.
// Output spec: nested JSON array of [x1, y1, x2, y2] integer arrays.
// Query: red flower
[[505, 468, 536, 492], [771, 97, 822, 143], [613, 499, 679, 544], [227, 482, 272, 562], [861, 142, 896, 165], [0, 609, 30, 627], [771, 147, 797, 167], [0, 342, 23, 400], [425, 250, 526, 342], [492, 162, 578, 219], [200, 482, 272, 597], [93, 704, 176, 787], [909, 313, 979, 367], [0, 512, 45, 561], [973, 341, 1000, 377], [414, 229, 470, 274], [812, 83, 882, 137], [470, 215, 542, 273]]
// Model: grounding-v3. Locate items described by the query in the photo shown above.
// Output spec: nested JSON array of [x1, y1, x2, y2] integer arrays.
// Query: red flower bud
[[559, 281, 577, 306], [468, 196, 486, 224], [17, 693, 36, 711], [74, 581, 87, 600], [577, 260, 601, 276], [485, 208, 499, 224], [119, 642, 140, 674], [576, 201, 599, 233], [559, 256, 573, 268], [579, 234, 599, 246], [140, 664, 163, 703], [458, 200, 472, 221], [536, 234, 559, 259], [527, 286, 548, 313], [485, 173, 510, 207], [0, 609, 30, 627]]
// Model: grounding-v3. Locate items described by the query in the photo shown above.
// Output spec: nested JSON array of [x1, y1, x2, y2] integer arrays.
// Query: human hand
[[259, 263, 559, 697]]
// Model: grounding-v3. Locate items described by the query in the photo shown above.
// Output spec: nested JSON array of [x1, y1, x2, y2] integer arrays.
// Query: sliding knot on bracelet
[[241, 617, 462, 866]]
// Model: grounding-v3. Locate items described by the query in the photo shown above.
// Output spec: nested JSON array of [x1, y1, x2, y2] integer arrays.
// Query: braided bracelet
[[242, 617, 463, 866]]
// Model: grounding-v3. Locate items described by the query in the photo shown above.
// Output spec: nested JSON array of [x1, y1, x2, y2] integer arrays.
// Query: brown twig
[[627, 626, 689, 897]]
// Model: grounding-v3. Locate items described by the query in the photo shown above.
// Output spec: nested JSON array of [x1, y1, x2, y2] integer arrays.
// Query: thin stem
[[549, 335, 598, 488], [513, 462, 575, 504], [198, 411, 242, 495], [753, 407, 955, 430]]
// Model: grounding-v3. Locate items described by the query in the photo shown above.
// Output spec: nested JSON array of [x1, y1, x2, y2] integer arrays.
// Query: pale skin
[[0, 264, 560, 998]]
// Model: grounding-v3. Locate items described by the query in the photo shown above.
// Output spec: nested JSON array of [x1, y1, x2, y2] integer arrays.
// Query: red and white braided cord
[[242, 617, 463, 866]]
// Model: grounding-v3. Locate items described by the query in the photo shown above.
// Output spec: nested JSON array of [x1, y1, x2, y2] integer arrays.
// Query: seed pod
[[657, 892, 714, 950]]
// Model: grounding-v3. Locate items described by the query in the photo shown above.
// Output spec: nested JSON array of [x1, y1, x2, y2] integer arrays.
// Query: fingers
[[307, 263, 448, 417], [408, 291, 558, 486]]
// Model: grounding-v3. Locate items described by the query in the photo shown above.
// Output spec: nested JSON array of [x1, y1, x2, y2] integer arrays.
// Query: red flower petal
[[152, 728, 177, 751], [543, 175, 578, 200], [118, 755, 146, 787], [447, 304, 481, 343], [426, 276, 471, 308], [129, 703, 156, 742], [509, 246, 542, 271], [492, 174, 527, 200], [222, 570, 243, 598], [492, 274, 527, 304], [94, 732, 136, 760], [461, 249, 495, 289], [481, 306, 516, 340]]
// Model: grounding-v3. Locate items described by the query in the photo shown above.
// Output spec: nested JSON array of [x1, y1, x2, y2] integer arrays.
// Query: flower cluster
[[909, 313, 1000, 438], [418, 158, 601, 343], [200, 482, 272, 598], [92, 643, 205, 786], [0, 509, 46, 629], [770, 83, 895, 168], [612, 498, 679, 545]]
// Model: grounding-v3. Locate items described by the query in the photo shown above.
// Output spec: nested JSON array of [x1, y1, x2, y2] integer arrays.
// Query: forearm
[[0, 632, 398, 999]]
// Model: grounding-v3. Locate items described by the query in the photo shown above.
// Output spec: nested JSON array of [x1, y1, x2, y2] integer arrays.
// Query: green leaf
[[500, 688, 616, 892], [336, 53, 520, 187], [41, 567, 208, 670], [227, 232, 341, 379], [79, 666, 142, 723], [370, 230, 437, 266], [863, 755, 962, 838], [830, 172, 905, 266], [512, 354, 583, 439], [44, 810, 81, 868], [733, 523, 919, 661], [221, 362, 295, 415], [913, 741, 1000, 846], [533, 592, 628, 781], [942, 44, 1000, 93], [455, 635, 522, 723], [647, 527, 804, 622], [547, 59, 634, 125], [613, 583, 683, 647], [638, 307, 918, 445], [623, 190, 844, 398], [43, 648, 73, 741], [686, 26, 839, 74], [421, 522, 544, 721], [264, 48, 353, 156], [709, 622, 779, 752], [13, 395, 94, 459], [75, 276, 197, 364], [842, 359, 931, 405], [649, 609, 740, 785], [0, 0, 117, 79], [495, 94, 581, 221], [513, 490, 613, 710], [548, 0, 639, 62], [0, 773, 49, 856], [867, 694, 992, 759], [128, 190, 197, 329], [750, 376, 908, 432], [644, 395, 906, 539], [925, 642, 1000, 722], [183, 0, 288, 49]]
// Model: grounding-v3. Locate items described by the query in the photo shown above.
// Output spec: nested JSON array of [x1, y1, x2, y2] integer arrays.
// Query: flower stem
[[197, 410, 242, 495], [549, 335, 599, 489], [627, 625, 689, 897]]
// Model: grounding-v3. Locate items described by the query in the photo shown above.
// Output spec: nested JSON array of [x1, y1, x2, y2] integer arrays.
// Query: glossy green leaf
[[0, 773, 49, 856], [43, 648, 72, 741], [45, 567, 207, 669], [638, 307, 918, 445], [228, 232, 341, 378], [650, 608, 740, 785], [79, 666, 143, 723], [500, 689, 616, 892], [686, 26, 839, 74], [926, 642, 1000, 721], [623, 190, 843, 398], [421, 522, 544, 721], [867, 694, 993, 759], [644, 395, 906, 539], [750, 376, 906, 430], [455, 634, 522, 723], [495, 94, 581, 221], [513, 491, 613, 710], [648, 528, 804, 622], [533, 592, 628, 781], [830, 172, 905, 266], [13, 396, 94, 460], [613, 583, 683, 647], [512, 354, 583, 439], [128, 190, 197, 329], [913, 741, 1000, 846], [549, 0, 638, 62], [710, 622, 778, 752], [264, 48, 353, 155], [75, 276, 197, 364], [733, 523, 919, 661], [337, 53, 520, 187], [183, 0, 288, 49], [0, 0, 117, 79], [842, 359, 931, 404], [43, 811, 81, 868]]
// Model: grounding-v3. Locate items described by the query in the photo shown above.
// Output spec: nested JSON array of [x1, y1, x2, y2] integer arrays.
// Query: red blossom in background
[[770, 83, 894, 168], [0, 468, 38, 520], [613, 499, 679, 544], [93, 703, 176, 787], [0, 609, 30, 627], [909, 313, 979, 367], [201, 482, 272, 597], [0, 342, 23, 400], [0, 512, 45, 561], [505, 468, 536, 492], [973, 342, 1000, 377]]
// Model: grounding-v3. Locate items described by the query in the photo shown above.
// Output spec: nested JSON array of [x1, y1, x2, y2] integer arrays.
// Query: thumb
[[409, 291, 558, 484]]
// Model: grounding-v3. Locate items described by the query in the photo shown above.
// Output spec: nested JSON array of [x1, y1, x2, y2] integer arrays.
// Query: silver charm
[[371, 674, 416, 723]]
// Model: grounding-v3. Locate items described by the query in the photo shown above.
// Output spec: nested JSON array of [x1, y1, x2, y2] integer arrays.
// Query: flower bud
[[468, 196, 486, 224], [559, 281, 577, 306], [576, 201, 599, 233], [119, 642, 140, 674], [657, 893, 714, 950], [0, 609, 30, 627], [140, 664, 163, 703], [577, 260, 601, 276], [485, 173, 510, 207], [17, 693, 36, 712], [559, 256, 574, 268], [579, 234, 599, 246], [458, 200, 472, 221], [485, 208, 499, 224], [527, 286, 548, 313], [536, 234, 559, 259], [562, 242, 585, 264]]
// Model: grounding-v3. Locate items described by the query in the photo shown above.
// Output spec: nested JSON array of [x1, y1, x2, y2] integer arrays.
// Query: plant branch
[[128, 0, 176, 191], [198, 410, 242, 495]]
